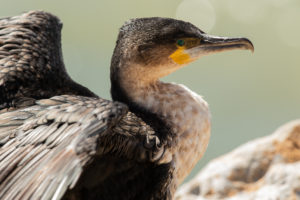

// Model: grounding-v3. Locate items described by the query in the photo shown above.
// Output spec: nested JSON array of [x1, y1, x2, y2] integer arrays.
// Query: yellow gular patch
[[170, 47, 192, 65]]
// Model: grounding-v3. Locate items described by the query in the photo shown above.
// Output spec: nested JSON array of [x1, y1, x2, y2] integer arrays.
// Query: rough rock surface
[[175, 120, 300, 200]]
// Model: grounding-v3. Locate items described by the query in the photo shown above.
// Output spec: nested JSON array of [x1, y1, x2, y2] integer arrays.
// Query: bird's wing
[[0, 11, 94, 109], [0, 95, 165, 200], [0, 95, 131, 200]]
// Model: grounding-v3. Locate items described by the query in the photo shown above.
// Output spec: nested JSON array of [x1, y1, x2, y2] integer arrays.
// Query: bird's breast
[[129, 82, 211, 184], [163, 84, 211, 184]]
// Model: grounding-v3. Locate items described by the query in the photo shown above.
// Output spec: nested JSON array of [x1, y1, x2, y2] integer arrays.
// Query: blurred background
[[1, 0, 299, 182]]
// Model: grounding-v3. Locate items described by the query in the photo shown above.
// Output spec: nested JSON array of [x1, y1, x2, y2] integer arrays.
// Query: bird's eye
[[177, 39, 185, 46]]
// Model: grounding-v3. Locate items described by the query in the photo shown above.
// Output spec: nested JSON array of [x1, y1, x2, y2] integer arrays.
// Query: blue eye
[[177, 39, 185, 46]]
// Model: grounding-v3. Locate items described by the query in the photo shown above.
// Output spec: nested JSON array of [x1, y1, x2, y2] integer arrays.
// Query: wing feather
[[0, 11, 67, 107], [0, 95, 128, 200], [0, 11, 96, 109]]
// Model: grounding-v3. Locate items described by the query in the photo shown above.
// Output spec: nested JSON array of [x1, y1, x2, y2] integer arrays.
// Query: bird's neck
[[121, 78, 210, 133], [113, 74, 211, 184]]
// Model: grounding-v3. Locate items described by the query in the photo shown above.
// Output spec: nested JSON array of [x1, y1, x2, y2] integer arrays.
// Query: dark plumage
[[0, 11, 253, 200], [0, 11, 95, 110]]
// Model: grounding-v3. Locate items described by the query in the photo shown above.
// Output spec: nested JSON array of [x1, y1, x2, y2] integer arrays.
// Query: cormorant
[[0, 11, 253, 200]]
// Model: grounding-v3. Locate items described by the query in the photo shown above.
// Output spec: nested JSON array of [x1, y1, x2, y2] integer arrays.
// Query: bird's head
[[110, 17, 253, 101]]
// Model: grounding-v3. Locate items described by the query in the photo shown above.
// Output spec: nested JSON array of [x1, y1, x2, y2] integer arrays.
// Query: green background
[[1, 0, 299, 182]]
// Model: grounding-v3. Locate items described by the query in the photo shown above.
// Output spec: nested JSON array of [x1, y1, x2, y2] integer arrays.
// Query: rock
[[175, 120, 300, 200]]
